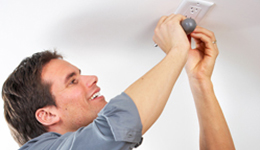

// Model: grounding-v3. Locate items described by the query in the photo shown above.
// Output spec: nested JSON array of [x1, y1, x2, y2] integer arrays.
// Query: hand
[[185, 26, 219, 81], [153, 14, 190, 54]]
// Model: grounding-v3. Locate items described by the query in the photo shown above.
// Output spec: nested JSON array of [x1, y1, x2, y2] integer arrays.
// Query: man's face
[[41, 59, 107, 132]]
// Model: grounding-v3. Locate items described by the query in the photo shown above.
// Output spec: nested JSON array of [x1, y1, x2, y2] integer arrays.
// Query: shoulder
[[19, 132, 61, 150]]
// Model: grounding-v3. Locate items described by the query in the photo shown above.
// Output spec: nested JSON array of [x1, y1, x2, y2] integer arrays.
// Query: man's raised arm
[[186, 26, 235, 150], [124, 14, 190, 134]]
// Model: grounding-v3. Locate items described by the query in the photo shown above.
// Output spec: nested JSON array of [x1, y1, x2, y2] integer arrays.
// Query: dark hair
[[2, 50, 63, 146]]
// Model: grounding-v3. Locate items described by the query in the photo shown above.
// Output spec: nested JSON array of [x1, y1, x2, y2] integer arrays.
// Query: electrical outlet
[[175, 0, 214, 23]]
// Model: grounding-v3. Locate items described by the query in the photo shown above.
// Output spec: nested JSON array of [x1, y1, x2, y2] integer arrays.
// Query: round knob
[[181, 18, 197, 35]]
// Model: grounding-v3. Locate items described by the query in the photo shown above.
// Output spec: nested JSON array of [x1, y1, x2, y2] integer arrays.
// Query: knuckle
[[177, 14, 182, 17], [161, 15, 167, 20], [209, 31, 215, 37], [214, 47, 219, 56], [176, 14, 185, 18], [169, 14, 175, 17], [159, 23, 167, 29], [154, 28, 158, 33], [154, 27, 160, 34], [216, 49, 219, 55]]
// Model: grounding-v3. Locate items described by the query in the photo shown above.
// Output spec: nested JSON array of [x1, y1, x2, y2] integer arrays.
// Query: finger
[[191, 32, 214, 50], [164, 14, 176, 22], [193, 37, 205, 51], [191, 32, 219, 57], [154, 14, 184, 41], [173, 14, 187, 21], [156, 16, 168, 29], [165, 14, 186, 24], [154, 16, 168, 44], [193, 26, 216, 41], [194, 27, 218, 50]]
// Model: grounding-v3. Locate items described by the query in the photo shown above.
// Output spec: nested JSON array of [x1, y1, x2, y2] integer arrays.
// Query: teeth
[[90, 92, 101, 100]]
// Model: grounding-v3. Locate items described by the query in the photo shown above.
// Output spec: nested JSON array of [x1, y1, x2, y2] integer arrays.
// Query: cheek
[[65, 87, 86, 101], [62, 101, 92, 126], [56, 88, 89, 113]]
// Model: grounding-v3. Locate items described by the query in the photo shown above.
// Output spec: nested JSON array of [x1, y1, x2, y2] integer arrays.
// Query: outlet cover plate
[[175, 0, 214, 23]]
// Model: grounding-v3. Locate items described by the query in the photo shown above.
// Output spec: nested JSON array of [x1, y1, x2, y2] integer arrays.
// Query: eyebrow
[[64, 69, 81, 84]]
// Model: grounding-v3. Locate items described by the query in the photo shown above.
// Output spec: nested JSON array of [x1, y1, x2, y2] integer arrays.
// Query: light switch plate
[[175, 0, 214, 23]]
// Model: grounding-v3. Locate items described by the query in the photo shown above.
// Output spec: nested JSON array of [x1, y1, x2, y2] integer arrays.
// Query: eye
[[70, 79, 78, 85]]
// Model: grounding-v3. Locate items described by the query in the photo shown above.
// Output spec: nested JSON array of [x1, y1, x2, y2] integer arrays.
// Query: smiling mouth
[[89, 92, 101, 101]]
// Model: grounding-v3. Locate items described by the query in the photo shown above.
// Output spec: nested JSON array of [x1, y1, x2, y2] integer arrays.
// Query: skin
[[125, 14, 190, 135], [36, 14, 235, 149], [125, 14, 235, 149], [36, 59, 107, 134], [187, 27, 235, 150]]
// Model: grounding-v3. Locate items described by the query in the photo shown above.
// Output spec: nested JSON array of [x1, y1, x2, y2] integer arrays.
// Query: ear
[[35, 106, 60, 126]]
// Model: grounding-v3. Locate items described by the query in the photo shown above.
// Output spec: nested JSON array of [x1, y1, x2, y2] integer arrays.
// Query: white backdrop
[[1, 0, 260, 149]]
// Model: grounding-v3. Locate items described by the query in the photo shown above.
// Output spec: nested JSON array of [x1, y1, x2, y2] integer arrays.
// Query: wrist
[[167, 47, 189, 60], [188, 77, 214, 93]]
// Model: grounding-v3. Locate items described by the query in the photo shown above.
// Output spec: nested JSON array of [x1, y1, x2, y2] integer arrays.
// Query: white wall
[[1, 0, 260, 149]]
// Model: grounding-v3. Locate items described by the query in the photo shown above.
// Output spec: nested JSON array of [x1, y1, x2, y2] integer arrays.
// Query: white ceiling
[[1, 0, 260, 149]]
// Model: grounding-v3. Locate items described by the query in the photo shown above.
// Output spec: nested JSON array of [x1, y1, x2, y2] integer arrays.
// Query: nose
[[82, 75, 98, 88]]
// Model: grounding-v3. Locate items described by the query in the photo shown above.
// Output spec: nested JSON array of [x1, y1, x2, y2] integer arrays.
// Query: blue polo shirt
[[19, 93, 143, 150]]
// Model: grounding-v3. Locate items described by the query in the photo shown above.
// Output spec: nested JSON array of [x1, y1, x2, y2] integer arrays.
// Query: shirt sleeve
[[96, 92, 143, 143]]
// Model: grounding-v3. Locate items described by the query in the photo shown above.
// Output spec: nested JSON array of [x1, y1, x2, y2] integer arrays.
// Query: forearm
[[125, 49, 187, 134], [189, 78, 235, 150]]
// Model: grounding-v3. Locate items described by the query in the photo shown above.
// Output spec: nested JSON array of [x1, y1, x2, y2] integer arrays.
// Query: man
[[2, 14, 235, 149]]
